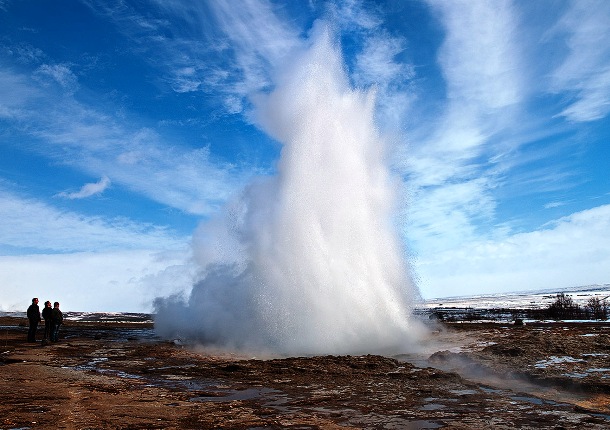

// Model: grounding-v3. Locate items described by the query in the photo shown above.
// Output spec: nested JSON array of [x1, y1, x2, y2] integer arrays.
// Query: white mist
[[154, 27, 421, 355]]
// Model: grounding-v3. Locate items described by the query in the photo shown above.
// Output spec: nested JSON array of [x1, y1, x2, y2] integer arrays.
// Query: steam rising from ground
[[154, 28, 421, 355]]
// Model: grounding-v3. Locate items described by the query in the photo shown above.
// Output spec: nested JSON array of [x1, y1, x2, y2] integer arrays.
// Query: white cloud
[[0, 186, 188, 253], [416, 1, 522, 162], [56, 175, 111, 199], [0, 65, 243, 216], [405, 0, 525, 187], [428, 0, 522, 110], [0, 69, 41, 118], [85, 0, 302, 109], [544, 201, 567, 209], [559, 69, 610, 122], [416, 204, 610, 298], [11, 43, 45, 64], [34, 63, 79, 92], [353, 33, 417, 130], [406, 178, 497, 252], [399, 1, 533, 268], [354, 35, 413, 85], [0, 249, 196, 312], [332, 0, 383, 31], [208, 0, 300, 66], [549, 0, 610, 122]]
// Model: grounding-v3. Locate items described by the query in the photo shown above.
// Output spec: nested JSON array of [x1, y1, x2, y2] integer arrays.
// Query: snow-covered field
[[421, 284, 610, 310]]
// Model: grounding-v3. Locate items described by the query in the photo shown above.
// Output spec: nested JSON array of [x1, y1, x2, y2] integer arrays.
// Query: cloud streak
[[549, 0, 610, 122], [34, 63, 79, 93], [0, 185, 188, 253], [56, 175, 111, 199], [401, 0, 525, 258], [429, 0, 522, 110], [0, 63, 243, 216]]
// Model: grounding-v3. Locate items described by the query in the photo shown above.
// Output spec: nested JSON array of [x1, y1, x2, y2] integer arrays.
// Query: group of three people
[[26, 297, 63, 343]]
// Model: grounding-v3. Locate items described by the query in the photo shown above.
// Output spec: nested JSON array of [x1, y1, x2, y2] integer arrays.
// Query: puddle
[[349, 413, 444, 430], [67, 363, 145, 381], [62, 328, 158, 342], [564, 372, 588, 378], [69, 357, 230, 393], [480, 386, 503, 394], [190, 387, 278, 402], [420, 403, 445, 410], [309, 406, 360, 420], [401, 420, 444, 429], [449, 389, 478, 396], [510, 395, 545, 405]]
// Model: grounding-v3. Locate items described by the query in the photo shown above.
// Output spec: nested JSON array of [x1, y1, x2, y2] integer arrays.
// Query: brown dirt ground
[[1, 317, 609, 429]]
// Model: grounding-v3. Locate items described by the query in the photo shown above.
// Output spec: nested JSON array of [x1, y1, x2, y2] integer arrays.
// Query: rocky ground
[[1, 316, 609, 429]]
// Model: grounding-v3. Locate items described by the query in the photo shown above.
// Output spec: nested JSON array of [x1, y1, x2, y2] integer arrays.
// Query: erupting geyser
[[154, 27, 421, 355]]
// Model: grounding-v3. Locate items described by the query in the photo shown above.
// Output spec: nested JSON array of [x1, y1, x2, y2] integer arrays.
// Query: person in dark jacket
[[26, 297, 41, 342], [51, 302, 63, 342], [42, 301, 53, 341]]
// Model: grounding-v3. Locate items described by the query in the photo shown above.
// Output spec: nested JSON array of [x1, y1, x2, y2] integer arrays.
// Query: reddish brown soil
[[1, 317, 609, 429]]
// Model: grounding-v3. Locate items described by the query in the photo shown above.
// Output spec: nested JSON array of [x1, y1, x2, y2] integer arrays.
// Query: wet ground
[[1, 316, 609, 429]]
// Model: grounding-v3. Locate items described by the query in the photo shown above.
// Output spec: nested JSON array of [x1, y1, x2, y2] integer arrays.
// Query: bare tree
[[585, 297, 608, 320], [547, 293, 581, 320]]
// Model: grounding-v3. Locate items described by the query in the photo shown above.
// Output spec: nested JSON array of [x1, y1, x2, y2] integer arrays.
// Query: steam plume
[[154, 27, 420, 355]]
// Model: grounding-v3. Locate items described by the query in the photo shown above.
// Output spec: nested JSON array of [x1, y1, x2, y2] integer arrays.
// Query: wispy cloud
[[429, 0, 522, 110], [207, 0, 301, 67], [56, 175, 111, 199], [406, 178, 497, 252], [405, 0, 524, 192], [353, 32, 417, 129], [0, 69, 41, 118], [544, 201, 568, 209], [331, 0, 383, 31], [397, 0, 526, 257], [83, 0, 302, 115], [0, 185, 188, 253], [34, 63, 79, 93], [0, 63, 243, 215], [548, 0, 610, 122], [6, 42, 45, 64]]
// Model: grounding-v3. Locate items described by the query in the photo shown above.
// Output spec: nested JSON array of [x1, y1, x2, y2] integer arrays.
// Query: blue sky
[[1, 0, 609, 313]]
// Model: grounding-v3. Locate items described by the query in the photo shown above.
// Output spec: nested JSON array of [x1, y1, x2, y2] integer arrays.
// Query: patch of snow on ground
[[534, 356, 586, 369]]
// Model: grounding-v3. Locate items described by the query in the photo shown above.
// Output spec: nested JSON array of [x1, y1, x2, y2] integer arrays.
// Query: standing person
[[42, 301, 53, 341], [26, 297, 41, 342], [51, 302, 63, 342]]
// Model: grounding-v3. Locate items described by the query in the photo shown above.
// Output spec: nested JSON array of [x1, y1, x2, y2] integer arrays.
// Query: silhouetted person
[[26, 297, 41, 342], [42, 301, 53, 341], [51, 302, 63, 342]]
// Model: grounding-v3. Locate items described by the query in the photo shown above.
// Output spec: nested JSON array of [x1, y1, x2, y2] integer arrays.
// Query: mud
[[1, 317, 609, 429]]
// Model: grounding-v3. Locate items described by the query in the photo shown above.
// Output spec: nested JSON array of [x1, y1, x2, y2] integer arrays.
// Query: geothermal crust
[[1, 316, 609, 429]]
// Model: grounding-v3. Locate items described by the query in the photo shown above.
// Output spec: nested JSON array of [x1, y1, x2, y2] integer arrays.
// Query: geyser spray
[[154, 26, 421, 355]]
